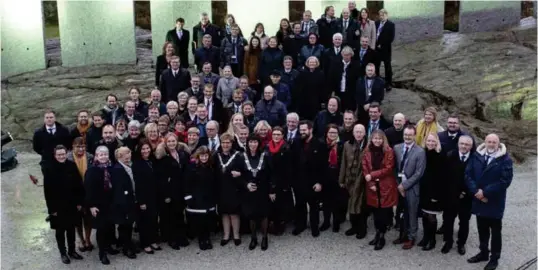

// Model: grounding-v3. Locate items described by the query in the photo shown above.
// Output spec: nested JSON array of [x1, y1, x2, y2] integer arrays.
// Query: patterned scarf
[[94, 160, 112, 191]]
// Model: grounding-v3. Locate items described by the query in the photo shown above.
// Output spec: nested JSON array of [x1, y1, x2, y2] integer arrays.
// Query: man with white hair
[[284, 112, 300, 145], [300, 10, 318, 37], [337, 8, 359, 46], [465, 134, 513, 270], [122, 101, 144, 123], [384, 113, 406, 147], [322, 33, 344, 74], [201, 120, 220, 152]]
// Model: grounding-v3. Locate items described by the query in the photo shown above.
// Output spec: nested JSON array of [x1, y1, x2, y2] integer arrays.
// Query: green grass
[[44, 24, 60, 39]]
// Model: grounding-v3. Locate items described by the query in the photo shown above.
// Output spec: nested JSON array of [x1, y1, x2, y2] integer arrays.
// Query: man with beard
[[339, 110, 357, 143], [33, 109, 71, 166], [438, 114, 476, 155], [192, 12, 222, 53], [198, 62, 220, 89], [193, 104, 210, 138], [183, 97, 199, 126], [384, 113, 406, 147], [185, 75, 203, 100], [70, 109, 91, 145], [356, 64, 385, 125], [237, 76, 256, 102], [149, 89, 167, 115], [101, 94, 124, 126], [284, 112, 300, 146], [122, 101, 145, 123], [86, 112, 105, 153], [159, 56, 192, 103], [123, 120, 143, 152], [291, 120, 325, 237], [93, 125, 123, 164], [313, 97, 343, 138]]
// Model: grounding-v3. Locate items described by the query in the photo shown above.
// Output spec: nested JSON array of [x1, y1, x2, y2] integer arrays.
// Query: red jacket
[[362, 147, 398, 208]]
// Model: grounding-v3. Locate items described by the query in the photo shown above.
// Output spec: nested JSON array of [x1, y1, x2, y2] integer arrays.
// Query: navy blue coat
[[465, 144, 513, 219], [438, 130, 476, 154], [194, 46, 220, 74], [255, 97, 288, 128]]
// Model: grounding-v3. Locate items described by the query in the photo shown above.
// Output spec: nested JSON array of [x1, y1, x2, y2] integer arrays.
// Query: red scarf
[[327, 138, 338, 167], [175, 131, 188, 143], [268, 140, 285, 154]]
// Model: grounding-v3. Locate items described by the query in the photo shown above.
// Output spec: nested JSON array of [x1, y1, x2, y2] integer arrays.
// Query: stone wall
[[384, 1, 445, 44], [459, 1, 521, 33]]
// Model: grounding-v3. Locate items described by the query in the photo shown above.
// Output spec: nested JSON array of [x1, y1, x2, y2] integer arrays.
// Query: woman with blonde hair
[[115, 119, 128, 143], [144, 123, 161, 150], [418, 132, 445, 251], [166, 101, 182, 128], [186, 127, 203, 154], [253, 120, 272, 148], [415, 107, 444, 146], [295, 56, 326, 120], [226, 113, 245, 137], [177, 91, 189, 115], [361, 129, 398, 251]]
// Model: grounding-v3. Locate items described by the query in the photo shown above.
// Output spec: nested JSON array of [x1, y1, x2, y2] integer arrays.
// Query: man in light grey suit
[[393, 126, 426, 249]]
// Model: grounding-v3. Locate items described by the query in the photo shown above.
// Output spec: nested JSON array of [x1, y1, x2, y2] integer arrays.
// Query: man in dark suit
[[336, 8, 359, 48], [93, 125, 122, 164], [159, 56, 192, 103], [198, 84, 224, 126], [356, 64, 385, 125], [356, 36, 376, 75], [299, 10, 319, 38], [284, 112, 301, 147], [166, 17, 190, 68], [33, 109, 71, 166], [220, 24, 246, 76], [441, 135, 474, 255], [184, 74, 203, 100], [192, 12, 222, 53], [364, 103, 391, 140], [316, 6, 338, 48], [438, 114, 476, 155], [283, 24, 306, 69], [327, 46, 359, 112], [322, 33, 343, 76], [101, 94, 125, 126], [194, 34, 220, 74], [375, 9, 395, 91], [122, 101, 145, 123]]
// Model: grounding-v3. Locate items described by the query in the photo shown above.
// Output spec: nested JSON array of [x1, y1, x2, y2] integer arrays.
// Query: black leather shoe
[[356, 231, 367, 239], [441, 242, 452, 254], [199, 241, 208, 251], [99, 254, 110, 265], [344, 227, 357, 236], [467, 252, 489, 263], [169, 242, 180, 250], [484, 259, 498, 270], [332, 223, 340, 233], [233, 238, 241, 246], [220, 239, 230, 246], [178, 238, 190, 247], [292, 227, 305, 236], [60, 254, 71, 264], [249, 238, 258, 250], [107, 248, 120, 255], [68, 251, 83, 260], [457, 245, 466, 255], [422, 240, 436, 251], [261, 237, 268, 251], [374, 235, 385, 251], [311, 228, 320, 237], [123, 250, 136, 259], [206, 240, 213, 250], [319, 222, 331, 232], [436, 227, 444, 235], [417, 238, 427, 247]]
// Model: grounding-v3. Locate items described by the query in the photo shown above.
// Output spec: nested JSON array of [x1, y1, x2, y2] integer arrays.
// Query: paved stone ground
[[0, 153, 536, 269]]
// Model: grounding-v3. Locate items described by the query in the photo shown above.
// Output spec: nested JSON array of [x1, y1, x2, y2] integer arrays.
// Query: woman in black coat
[[266, 127, 293, 235], [84, 145, 117, 265], [295, 57, 327, 120], [155, 42, 175, 86], [44, 145, 84, 264], [258, 37, 284, 87], [110, 147, 138, 259], [155, 133, 190, 250], [319, 124, 345, 233], [133, 139, 161, 254], [213, 133, 245, 247], [184, 146, 218, 251], [419, 133, 446, 251], [243, 135, 273, 251]]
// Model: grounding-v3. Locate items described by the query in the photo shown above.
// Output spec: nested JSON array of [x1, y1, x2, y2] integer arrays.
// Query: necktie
[[335, 48, 340, 55], [484, 155, 490, 164], [210, 138, 216, 151], [461, 155, 466, 162], [377, 22, 384, 39], [360, 49, 365, 60], [173, 70, 177, 77], [288, 132, 292, 142], [344, 20, 348, 31], [206, 99, 210, 108], [48, 128, 54, 135], [400, 146, 409, 172], [235, 106, 239, 113]]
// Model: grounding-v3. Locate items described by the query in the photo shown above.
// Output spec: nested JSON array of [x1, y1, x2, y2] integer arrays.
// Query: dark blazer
[[155, 55, 170, 86], [316, 15, 338, 48], [293, 137, 327, 194], [33, 122, 71, 162], [438, 130, 476, 154], [375, 20, 395, 52], [84, 165, 114, 229], [193, 23, 222, 51], [327, 59, 360, 97], [282, 35, 306, 68], [295, 68, 327, 120], [445, 150, 472, 210], [85, 125, 103, 154], [198, 97, 224, 125], [283, 128, 301, 147], [133, 159, 158, 209], [322, 46, 343, 74], [220, 35, 247, 69], [184, 87, 204, 100], [194, 46, 220, 74], [122, 112, 145, 124], [365, 116, 391, 139], [355, 76, 385, 107], [159, 68, 192, 103], [101, 106, 125, 127], [355, 47, 377, 75], [155, 151, 189, 205], [258, 48, 284, 85], [110, 163, 138, 225], [313, 110, 344, 139], [336, 18, 359, 47], [420, 150, 446, 212], [165, 28, 190, 68]]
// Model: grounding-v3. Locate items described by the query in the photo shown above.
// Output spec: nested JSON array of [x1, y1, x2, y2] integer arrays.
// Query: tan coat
[[338, 139, 367, 214], [243, 51, 261, 85], [359, 19, 376, 49]]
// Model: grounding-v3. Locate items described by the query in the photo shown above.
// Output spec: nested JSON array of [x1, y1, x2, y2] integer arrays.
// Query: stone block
[[460, 1, 521, 33], [384, 1, 444, 44]]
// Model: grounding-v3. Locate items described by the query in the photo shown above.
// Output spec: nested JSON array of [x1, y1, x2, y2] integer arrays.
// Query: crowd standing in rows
[[34, 3, 513, 270]]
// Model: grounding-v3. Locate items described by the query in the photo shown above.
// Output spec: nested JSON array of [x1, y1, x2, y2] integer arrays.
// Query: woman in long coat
[[295, 56, 326, 120], [44, 145, 85, 264], [258, 37, 284, 87], [243, 135, 273, 251], [362, 129, 398, 251], [338, 123, 367, 239], [85, 146, 117, 265], [133, 139, 161, 254], [213, 133, 245, 246], [419, 133, 446, 251], [243, 36, 262, 89]]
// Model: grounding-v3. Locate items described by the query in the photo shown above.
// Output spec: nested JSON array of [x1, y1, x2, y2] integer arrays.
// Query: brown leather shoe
[[402, 240, 415, 249]]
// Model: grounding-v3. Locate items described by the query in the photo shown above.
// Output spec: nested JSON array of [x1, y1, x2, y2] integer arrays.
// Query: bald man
[[384, 113, 406, 147], [465, 134, 513, 270]]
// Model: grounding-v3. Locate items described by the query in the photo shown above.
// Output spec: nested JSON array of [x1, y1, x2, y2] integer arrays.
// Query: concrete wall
[[460, 1, 521, 33], [384, 1, 445, 43], [57, 1, 136, 67], [1, 0, 46, 79], [228, 0, 288, 38], [150, 1, 211, 67]]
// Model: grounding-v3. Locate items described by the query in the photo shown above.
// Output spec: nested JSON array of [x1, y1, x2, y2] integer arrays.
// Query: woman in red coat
[[362, 129, 398, 251]]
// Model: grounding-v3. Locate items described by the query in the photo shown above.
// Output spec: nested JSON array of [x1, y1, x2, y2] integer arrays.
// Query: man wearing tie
[[166, 18, 190, 68], [356, 66, 385, 126], [202, 121, 220, 152], [284, 113, 300, 146], [393, 126, 426, 250], [300, 10, 318, 38], [356, 36, 376, 75], [375, 9, 395, 91], [337, 8, 359, 47], [364, 103, 390, 140], [33, 109, 71, 167], [220, 24, 246, 77], [438, 114, 476, 155], [322, 33, 343, 75], [465, 134, 513, 270], [159, 56, 192, 103], [327, 46, 359, 111], [442, 135, 474, 255], [199, 84, 223, 125]]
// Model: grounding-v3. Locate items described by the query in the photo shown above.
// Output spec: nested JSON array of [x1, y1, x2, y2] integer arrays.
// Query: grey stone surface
[[460, 7, 521, 33], [0, 153, 536, 269], [393, 16, 444, 44]]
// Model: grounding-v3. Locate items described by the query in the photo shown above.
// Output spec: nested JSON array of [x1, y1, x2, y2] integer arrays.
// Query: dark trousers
[[373, 208, 392, 233], [335, 90, 357, 112], [118, 223, 134, 251], [477, 216, 502, 259], [189, 212, 214, 242], [395, 193, 405, 234], [293, 188, 320, 230], [96, 224, 115, 255], [55, 227, 76, 255], [138, 208, 159, 247], [375, 49, 392, 86], [443, 199, 472, 246], [269, 188, 294, 226], [321, 181, 348, 225], [159, 202, 186, 243]]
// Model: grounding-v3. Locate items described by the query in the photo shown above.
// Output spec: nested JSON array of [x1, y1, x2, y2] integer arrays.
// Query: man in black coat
[[220, 24, 246, 76], [122, 101, 145, 124], [284, 112, 301, 147], [194, 35, 220, 74], [336, 8, 359, 48], [33, 109, 71, 165], [327, 46, 360, 112], [441, 136, 474, 255], [438, 114, 476, 154], [192, 12, 222, 52], [86, 112, 105, 153], [166, 17, 190, 68], [316, 7, 338, 48], [375, 9, 395, 91], [364, 103, 391, 140], [291, 120, 326, 237], [384, 113, 406, 147], [184, 74, 204, 100], [283, 24, 306, 69], [356, 64, 385, 125], [322, 33, 343, 76], [93, 125, 122, 164], [199, 84, 224, 126], [101, 94, 125, 126], [355, 36, 376, 76], [159, 55, 192, 103]]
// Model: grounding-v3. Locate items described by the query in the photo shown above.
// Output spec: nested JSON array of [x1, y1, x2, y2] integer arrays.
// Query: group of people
[[33, 3, 514, 270]]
